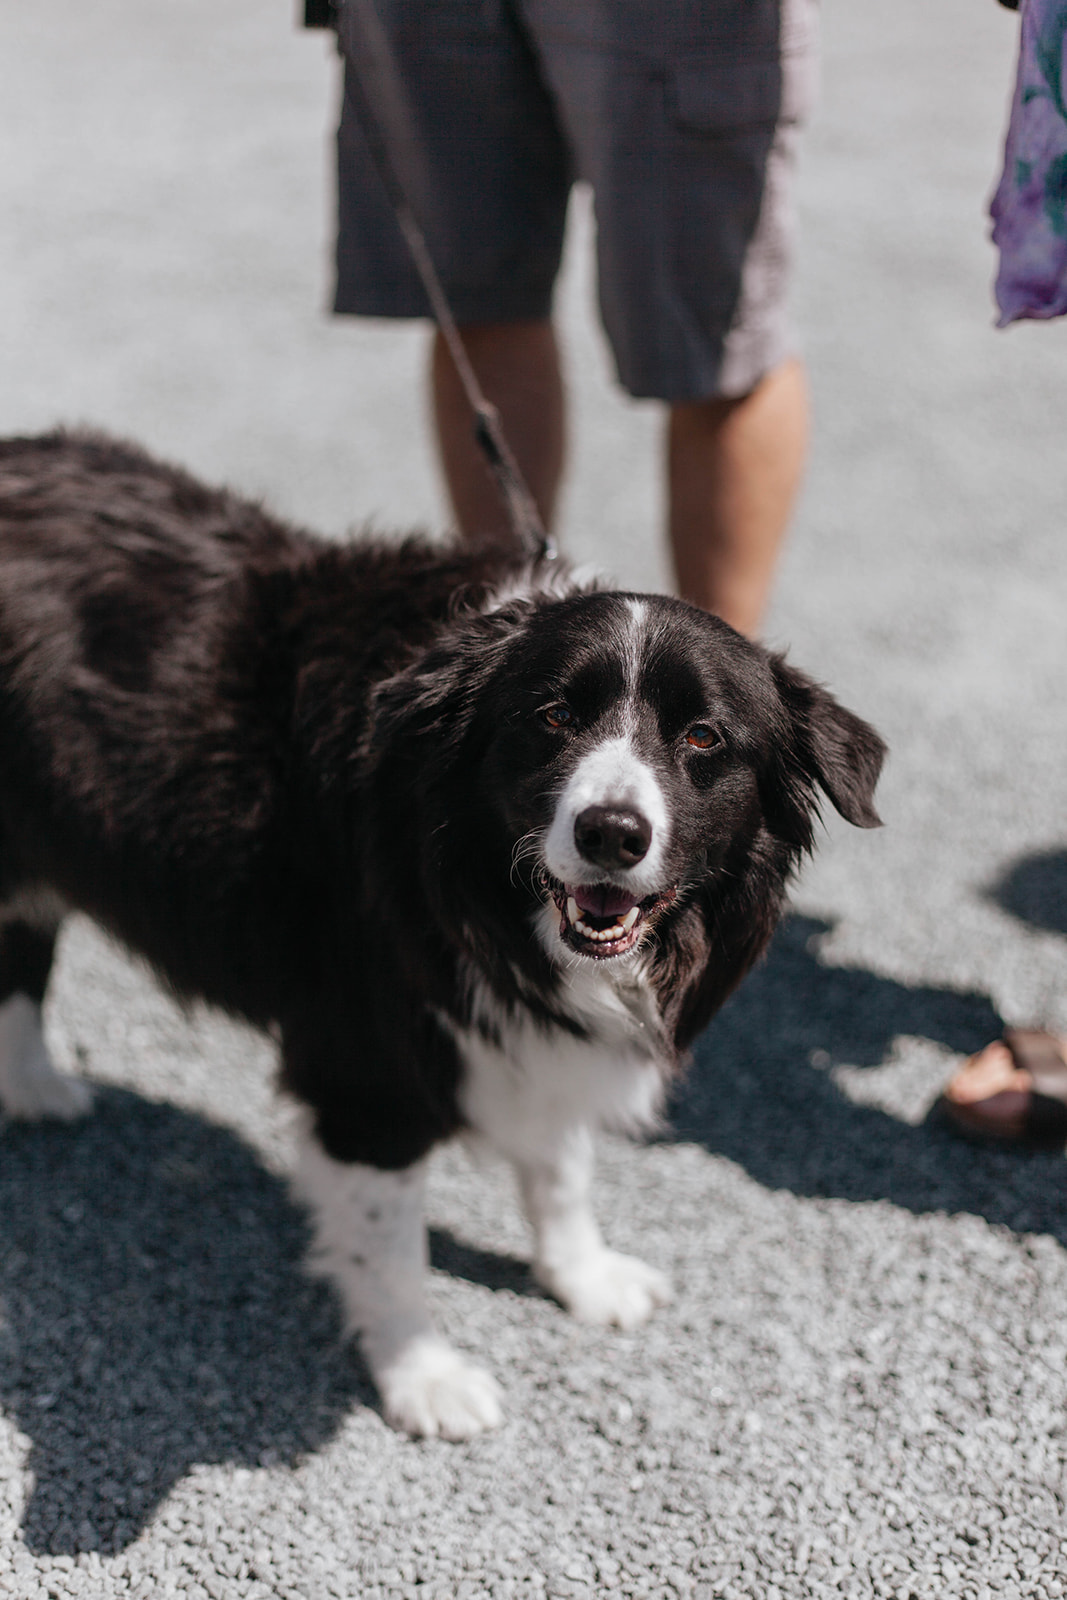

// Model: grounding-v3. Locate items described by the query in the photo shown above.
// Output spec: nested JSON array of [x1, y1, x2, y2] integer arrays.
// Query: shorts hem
[[333, 283, 557, 326], [617, 332, 798, 404]]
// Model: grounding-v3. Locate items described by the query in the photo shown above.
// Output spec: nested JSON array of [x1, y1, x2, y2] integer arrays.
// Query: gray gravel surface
[[3, 1, 1067, 1595]]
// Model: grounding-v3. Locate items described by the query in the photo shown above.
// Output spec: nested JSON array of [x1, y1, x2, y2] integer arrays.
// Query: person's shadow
[[669, 848, 1067, 1246], [989, 846, 1067, 939]]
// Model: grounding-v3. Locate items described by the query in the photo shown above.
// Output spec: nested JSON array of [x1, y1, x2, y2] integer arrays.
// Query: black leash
[[310, 0, 556, 564]]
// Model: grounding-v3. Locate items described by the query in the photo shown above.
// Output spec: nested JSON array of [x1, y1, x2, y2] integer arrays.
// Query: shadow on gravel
[[0, 1088, 373, 1557], [428, 1230, 536, 1298], [988, 846, 1067, 937], [6, 855, 1065, 1554], [671, 907, 1067, 1247]]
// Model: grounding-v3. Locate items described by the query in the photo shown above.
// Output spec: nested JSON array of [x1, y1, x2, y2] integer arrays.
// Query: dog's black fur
[[0, 430, 885, 1175]]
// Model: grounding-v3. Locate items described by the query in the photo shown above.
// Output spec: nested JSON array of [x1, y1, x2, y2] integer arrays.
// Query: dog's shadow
[[671, 869, 1067, 1247], [0, 1086, 537, 1557], [0, 1089, 377, 1556]]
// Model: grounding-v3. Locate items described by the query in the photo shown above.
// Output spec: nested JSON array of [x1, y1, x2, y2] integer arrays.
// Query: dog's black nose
[[574, 805, 652, 870]]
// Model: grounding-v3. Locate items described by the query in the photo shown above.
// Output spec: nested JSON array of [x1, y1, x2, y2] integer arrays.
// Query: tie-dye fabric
[[991, 0, 1067, 324]]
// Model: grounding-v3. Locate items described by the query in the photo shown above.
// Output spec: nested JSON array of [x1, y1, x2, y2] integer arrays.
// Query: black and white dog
[[0, 431, 885, 1438]]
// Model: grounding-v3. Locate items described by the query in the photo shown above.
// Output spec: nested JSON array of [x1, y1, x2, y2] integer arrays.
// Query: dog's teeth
[[564, 897, 639, 946]]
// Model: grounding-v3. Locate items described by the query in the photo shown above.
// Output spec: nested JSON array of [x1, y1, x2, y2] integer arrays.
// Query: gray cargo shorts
[[333, 0, 818, 402]]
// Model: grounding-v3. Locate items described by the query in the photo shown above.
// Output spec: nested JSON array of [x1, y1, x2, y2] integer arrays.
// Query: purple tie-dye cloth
[[991, 0, 1067, 324]]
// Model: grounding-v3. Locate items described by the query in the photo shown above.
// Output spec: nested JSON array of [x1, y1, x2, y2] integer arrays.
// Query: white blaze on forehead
[[623, 599, 649, 684], [544, 733, 670, 891]]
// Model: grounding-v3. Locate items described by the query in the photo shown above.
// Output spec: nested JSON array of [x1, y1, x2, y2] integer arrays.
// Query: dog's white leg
[[513, 1126, 671, 1330], [293, 1124, 502, 1440], [0, 994, 92, 1122]]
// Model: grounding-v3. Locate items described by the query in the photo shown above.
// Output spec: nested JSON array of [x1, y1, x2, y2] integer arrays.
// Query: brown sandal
[[939, 1029, 1067, 1148]]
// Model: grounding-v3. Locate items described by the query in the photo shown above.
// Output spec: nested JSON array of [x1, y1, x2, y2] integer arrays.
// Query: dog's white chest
[[453, 957, 667, 1163]]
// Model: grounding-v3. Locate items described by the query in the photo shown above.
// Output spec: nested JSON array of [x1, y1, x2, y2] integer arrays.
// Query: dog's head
[[367, 586, 885, 1035]]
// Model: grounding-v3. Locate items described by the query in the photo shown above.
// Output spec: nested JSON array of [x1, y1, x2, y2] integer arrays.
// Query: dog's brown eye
[[685, 723, 719, 749], [542, 704, 574, 729]]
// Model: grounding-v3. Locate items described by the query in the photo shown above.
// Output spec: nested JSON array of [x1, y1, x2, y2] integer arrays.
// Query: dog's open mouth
[[547, 879, 676, 960]]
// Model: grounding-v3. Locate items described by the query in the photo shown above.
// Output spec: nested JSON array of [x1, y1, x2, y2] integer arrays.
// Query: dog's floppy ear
[[366, 605, 520, 769], [770, 655, 886, 829]]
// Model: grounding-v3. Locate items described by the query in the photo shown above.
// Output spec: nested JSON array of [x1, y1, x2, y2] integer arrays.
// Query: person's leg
[[528, 0, 819, 636], [430, 318, 566, 542], [667, 356, 809, 636], [332, 4, 572, 543]]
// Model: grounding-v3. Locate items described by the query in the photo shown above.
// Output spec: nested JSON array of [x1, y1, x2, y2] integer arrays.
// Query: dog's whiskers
[[509, 829, 544, 889]]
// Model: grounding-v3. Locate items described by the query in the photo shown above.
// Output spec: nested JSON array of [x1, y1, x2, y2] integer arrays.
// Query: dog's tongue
[[571, 884, 639, 918]]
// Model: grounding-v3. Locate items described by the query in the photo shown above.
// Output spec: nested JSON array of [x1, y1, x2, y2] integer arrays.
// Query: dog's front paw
[[376, 1336, 503, 1441], [538, 1250, 672, 1330]]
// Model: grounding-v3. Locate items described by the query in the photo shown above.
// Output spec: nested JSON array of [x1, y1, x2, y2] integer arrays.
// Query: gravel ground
[[3, 1, 1067, 1596]]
